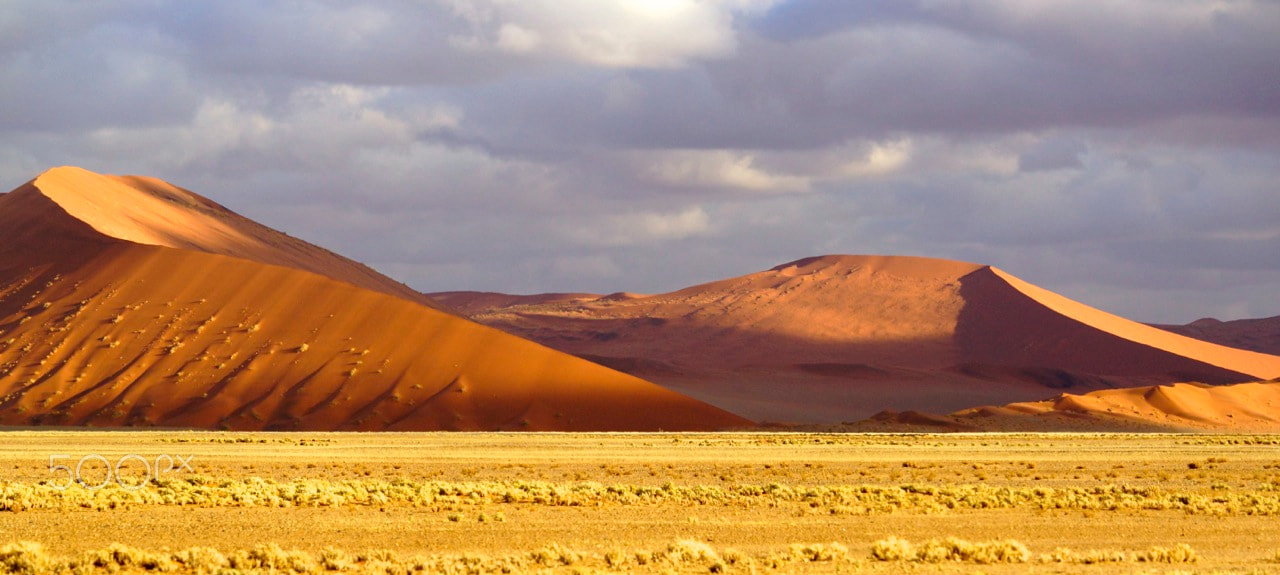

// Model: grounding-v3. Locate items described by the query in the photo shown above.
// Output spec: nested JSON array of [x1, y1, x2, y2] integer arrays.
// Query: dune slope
[[0, 168, 748, 431], [442, 255, 1280, 423]]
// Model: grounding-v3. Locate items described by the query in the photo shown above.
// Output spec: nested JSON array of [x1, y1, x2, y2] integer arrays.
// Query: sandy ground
[[3, 431, 1280, 573]]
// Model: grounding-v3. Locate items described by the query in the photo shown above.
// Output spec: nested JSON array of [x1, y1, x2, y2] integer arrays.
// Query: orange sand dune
[[1155, 316, 1280, 356], [30, 166, 436, 308], [942, 381, 1280, 432], [0, 167, 748, 431], [442, 255, 1280, 423]]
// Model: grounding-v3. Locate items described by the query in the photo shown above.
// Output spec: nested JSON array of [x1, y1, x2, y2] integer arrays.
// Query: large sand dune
[[0, 167, 749, 431], [437, 255, 1280, 423]]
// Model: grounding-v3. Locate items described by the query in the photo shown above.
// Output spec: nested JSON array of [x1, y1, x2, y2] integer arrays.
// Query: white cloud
[[638, 149, 810, 193], [833, 139, 913, 180], [80, 84, 461, 175], [564, 205, 712, 247], [444, 0, 779, 68]]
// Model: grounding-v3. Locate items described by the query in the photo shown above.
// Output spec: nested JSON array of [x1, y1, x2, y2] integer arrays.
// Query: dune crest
[[28, 166, 435, 307], [0, 167, 749, 431]]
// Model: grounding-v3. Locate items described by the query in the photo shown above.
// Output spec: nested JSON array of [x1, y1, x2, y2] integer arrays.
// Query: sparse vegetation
[[0, 433, 1275, 573], [871, 536, 1029, 564], [1135, 543, 1199, 563], [0, 538, 1221, 574], [5, 474, 1279, 516]]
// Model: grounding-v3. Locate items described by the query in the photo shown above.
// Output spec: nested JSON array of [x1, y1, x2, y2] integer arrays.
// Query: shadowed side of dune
[[954, 267, 1261, 386]]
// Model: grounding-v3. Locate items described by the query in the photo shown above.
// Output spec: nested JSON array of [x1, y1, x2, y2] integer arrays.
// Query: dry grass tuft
[[650, 539, 723, 570], [790, 542, 848, 562], [1135, 543, 1199, 564], [1039, 547, 1128, 564], [0, 542, 47, 575], [529, 543, 580, 567], [871, 536, 1028, 564]]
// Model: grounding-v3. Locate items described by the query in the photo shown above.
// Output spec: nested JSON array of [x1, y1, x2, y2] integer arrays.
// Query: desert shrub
[[871, 537, 1028, 564], [529, 543, 578, 567], [229, 543, 317, 573], [603, 549, 627, 568], [721, 548, 749, 566], [73, 544, 177, 572], [317, 547, 350, 571], [1136, 543, 1198, 564], [1039, 547, 1126, 564], [354, 549, 397, 563], [966, 539, 1030, 564], [790, 542, 848, 562], [651, 539, 722, 569], [870, 536, 914, 561], [170, 547, 229, 571], [0, 542, 47, 575]]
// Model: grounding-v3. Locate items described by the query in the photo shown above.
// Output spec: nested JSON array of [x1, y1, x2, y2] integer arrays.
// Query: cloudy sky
[[2, 1, 1277, 323]]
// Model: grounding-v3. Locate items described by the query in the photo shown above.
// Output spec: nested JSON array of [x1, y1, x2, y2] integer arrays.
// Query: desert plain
[[3, 431, 1280, 574]]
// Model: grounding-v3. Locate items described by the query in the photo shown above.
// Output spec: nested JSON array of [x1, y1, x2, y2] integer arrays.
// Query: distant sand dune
[[0, 167, 749, 431], [934, 380, 1280, 432], [440, 255, 1280, 423], [1155, 316, 1280, 356]]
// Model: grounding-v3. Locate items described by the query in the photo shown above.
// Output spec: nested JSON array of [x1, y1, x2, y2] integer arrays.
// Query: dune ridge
[[1155, 316, 1280, 356], [0, 167, 749, 431], [28, 166, 437, 308], [442, 255, 1280, 423]]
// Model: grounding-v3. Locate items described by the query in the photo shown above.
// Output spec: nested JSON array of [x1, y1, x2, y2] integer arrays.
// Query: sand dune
[[30, 166, 436, 308], [1155, 316, 1280, 356], [936, 380, 1280, 432], [441, 255, 1280, 423], [0, 167, 749, 431]]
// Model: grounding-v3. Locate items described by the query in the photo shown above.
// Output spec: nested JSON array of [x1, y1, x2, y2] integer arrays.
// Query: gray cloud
[[0, 0, 1277, 324]]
